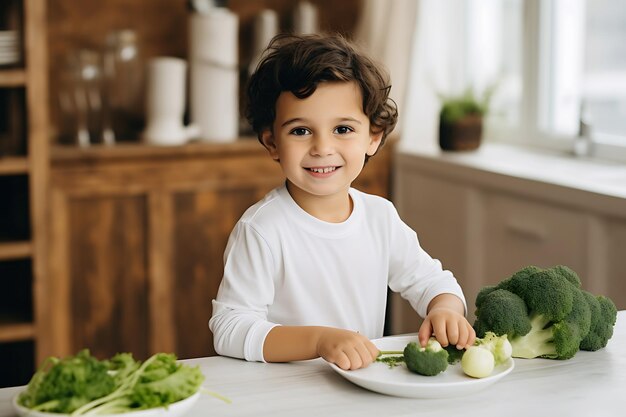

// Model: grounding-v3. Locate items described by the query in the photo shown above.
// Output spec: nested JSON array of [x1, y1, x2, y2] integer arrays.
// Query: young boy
[[209, 33, 475, 371]]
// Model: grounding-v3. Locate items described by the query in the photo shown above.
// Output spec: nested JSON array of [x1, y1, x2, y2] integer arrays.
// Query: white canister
[[143, 57, 199, 145], [189, 8, 239, 142], [248, 9, 279, 75], [293, 1, 319, 35]]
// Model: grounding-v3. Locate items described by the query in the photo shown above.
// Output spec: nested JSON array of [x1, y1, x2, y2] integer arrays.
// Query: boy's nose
[[310, 134, 335, 156]]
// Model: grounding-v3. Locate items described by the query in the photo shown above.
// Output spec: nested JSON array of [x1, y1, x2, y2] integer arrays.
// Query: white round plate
[[329, 335, 514, 398], [13, 391, 200, 417]]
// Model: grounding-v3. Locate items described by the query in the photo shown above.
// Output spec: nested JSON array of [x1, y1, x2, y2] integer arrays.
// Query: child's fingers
[[432, 319, 449, 347], [355, 343, 375, 368], [343, 347, 364, 370], [466, 323, 477, 347], [332, 351, 352, 370], [418, 318, 433, 346], [365, 339, 380, 360], [446, 321, 460, 346], [456, 322, 469, 349]]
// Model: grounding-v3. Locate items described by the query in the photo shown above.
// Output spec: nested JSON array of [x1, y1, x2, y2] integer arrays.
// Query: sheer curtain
[[355, 0, 467, 151], [354, 0, 417, 137]]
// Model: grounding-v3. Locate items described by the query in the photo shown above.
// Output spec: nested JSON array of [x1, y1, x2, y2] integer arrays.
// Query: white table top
[[2, 311, 625, 417]]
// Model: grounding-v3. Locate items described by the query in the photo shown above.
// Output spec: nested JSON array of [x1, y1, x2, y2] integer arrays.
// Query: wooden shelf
[[51, 138, 261, 164], [0, 0, 50, 385], [0, 157, 29, 175], [0, 69, 27, 87], [0, 241, 32, 261], [0, 318, 35, 343]]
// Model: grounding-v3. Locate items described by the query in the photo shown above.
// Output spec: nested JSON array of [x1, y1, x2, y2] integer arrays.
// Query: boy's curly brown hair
[[245, 33, 398, 159]]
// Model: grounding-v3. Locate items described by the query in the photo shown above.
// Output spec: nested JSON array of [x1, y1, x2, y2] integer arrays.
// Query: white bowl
[[13, 391, 201, 417]]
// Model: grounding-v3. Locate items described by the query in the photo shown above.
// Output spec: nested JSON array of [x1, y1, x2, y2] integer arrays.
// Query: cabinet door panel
[[605, 219, 626, 310], [398, 174, 470, 276], [171, 185, 277, 359], [68, 195, 149, 359], [483, 194, 587, 284]]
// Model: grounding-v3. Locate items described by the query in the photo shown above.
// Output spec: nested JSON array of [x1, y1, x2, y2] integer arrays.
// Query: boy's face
[[261, 81, 383, 218]]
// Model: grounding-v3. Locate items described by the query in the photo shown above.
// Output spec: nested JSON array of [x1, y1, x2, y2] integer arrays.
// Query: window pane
[[583, 0, 626, 141], [471, 0, 523, 127]]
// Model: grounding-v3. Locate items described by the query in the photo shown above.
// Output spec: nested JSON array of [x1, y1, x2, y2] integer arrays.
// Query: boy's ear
[[366, 130, 384, 156], [260, 129, 280, 161]]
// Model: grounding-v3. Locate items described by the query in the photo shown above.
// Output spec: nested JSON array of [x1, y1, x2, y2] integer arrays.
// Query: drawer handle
[[505, 221, 547, 242]]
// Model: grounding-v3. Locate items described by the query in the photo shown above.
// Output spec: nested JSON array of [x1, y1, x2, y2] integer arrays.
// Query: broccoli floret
[[500, 268, 575, 322], [474, 289, 531, 338], [580, 293, 617, 351], [474, 285, 498, 310], [443, 344, 465, 364], [473, 265, 617, 360], [552, 265, 582, 288], [403, 339, 449, 376]]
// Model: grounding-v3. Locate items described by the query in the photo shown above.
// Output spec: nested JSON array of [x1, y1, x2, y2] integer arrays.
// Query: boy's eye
[[289, 127, 311, 136], [334, 126, 354, 135]]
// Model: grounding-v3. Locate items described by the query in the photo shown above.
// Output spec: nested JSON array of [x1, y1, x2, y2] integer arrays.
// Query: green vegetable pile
[[377, 333, 512, 379], [474, 265, 618, 359], [17, 350, 207, 415]]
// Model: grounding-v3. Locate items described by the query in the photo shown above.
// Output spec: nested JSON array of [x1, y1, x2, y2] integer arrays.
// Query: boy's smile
[[261, 81, 383, 222], [305, 165, 339, 176]]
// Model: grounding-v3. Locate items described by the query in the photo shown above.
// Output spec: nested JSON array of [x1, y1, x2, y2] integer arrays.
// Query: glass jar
[[103, 30, 144, 141], [58, 49, 111, 146]]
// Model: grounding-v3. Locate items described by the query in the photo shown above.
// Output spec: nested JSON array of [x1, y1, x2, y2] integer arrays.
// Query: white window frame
[[484, 0, 626, 163]]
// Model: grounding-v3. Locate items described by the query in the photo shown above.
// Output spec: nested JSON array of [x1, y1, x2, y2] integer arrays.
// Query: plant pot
[[439, 114, 483, 151]]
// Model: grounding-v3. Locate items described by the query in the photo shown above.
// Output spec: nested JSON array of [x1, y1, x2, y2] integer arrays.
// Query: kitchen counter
[[399, 142, 626, 198], [1, 311, 624, 417], [396, 142, 626, 218]]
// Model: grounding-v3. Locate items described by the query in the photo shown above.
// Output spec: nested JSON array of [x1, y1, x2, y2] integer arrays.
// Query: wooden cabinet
[[481, 193, 588, 288], [43, 139, 393, 362], [391, 151, 626, 334], [601, 219, 626, 299], [0, 0, 48, 387]]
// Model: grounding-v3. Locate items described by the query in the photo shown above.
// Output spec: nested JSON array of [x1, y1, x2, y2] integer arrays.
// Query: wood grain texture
[[44, 189, 72, 358], [68, 196, 149, 360], [24, 0, 52, 366], [171, 185, 277, 358], [147, 191, 176, 354]]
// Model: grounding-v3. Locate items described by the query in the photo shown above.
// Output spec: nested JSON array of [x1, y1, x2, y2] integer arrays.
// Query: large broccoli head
[[473, 265, 617, 360], [403, 339, 449, 376]]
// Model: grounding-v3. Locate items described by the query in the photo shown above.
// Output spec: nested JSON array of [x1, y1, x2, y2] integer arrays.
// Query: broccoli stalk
[[506, 313, 558, 359]]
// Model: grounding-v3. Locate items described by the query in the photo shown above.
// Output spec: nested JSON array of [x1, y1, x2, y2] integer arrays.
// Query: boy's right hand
[[316, 328, 379, 370]]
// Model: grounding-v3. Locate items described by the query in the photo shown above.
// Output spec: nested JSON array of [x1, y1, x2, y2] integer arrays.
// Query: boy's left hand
[[418, 294, 476, 349]]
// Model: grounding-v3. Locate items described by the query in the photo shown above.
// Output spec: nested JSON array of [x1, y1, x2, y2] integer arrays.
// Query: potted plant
[[438, 86, 495, 151]]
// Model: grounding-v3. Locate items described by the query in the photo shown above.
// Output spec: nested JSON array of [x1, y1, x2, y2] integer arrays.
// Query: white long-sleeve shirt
[[209, 184, 467, 362]]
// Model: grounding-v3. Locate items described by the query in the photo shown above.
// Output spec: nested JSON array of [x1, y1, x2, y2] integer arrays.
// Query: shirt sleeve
[[209, 220, 280, 362], [386, 204, 468, 318]]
